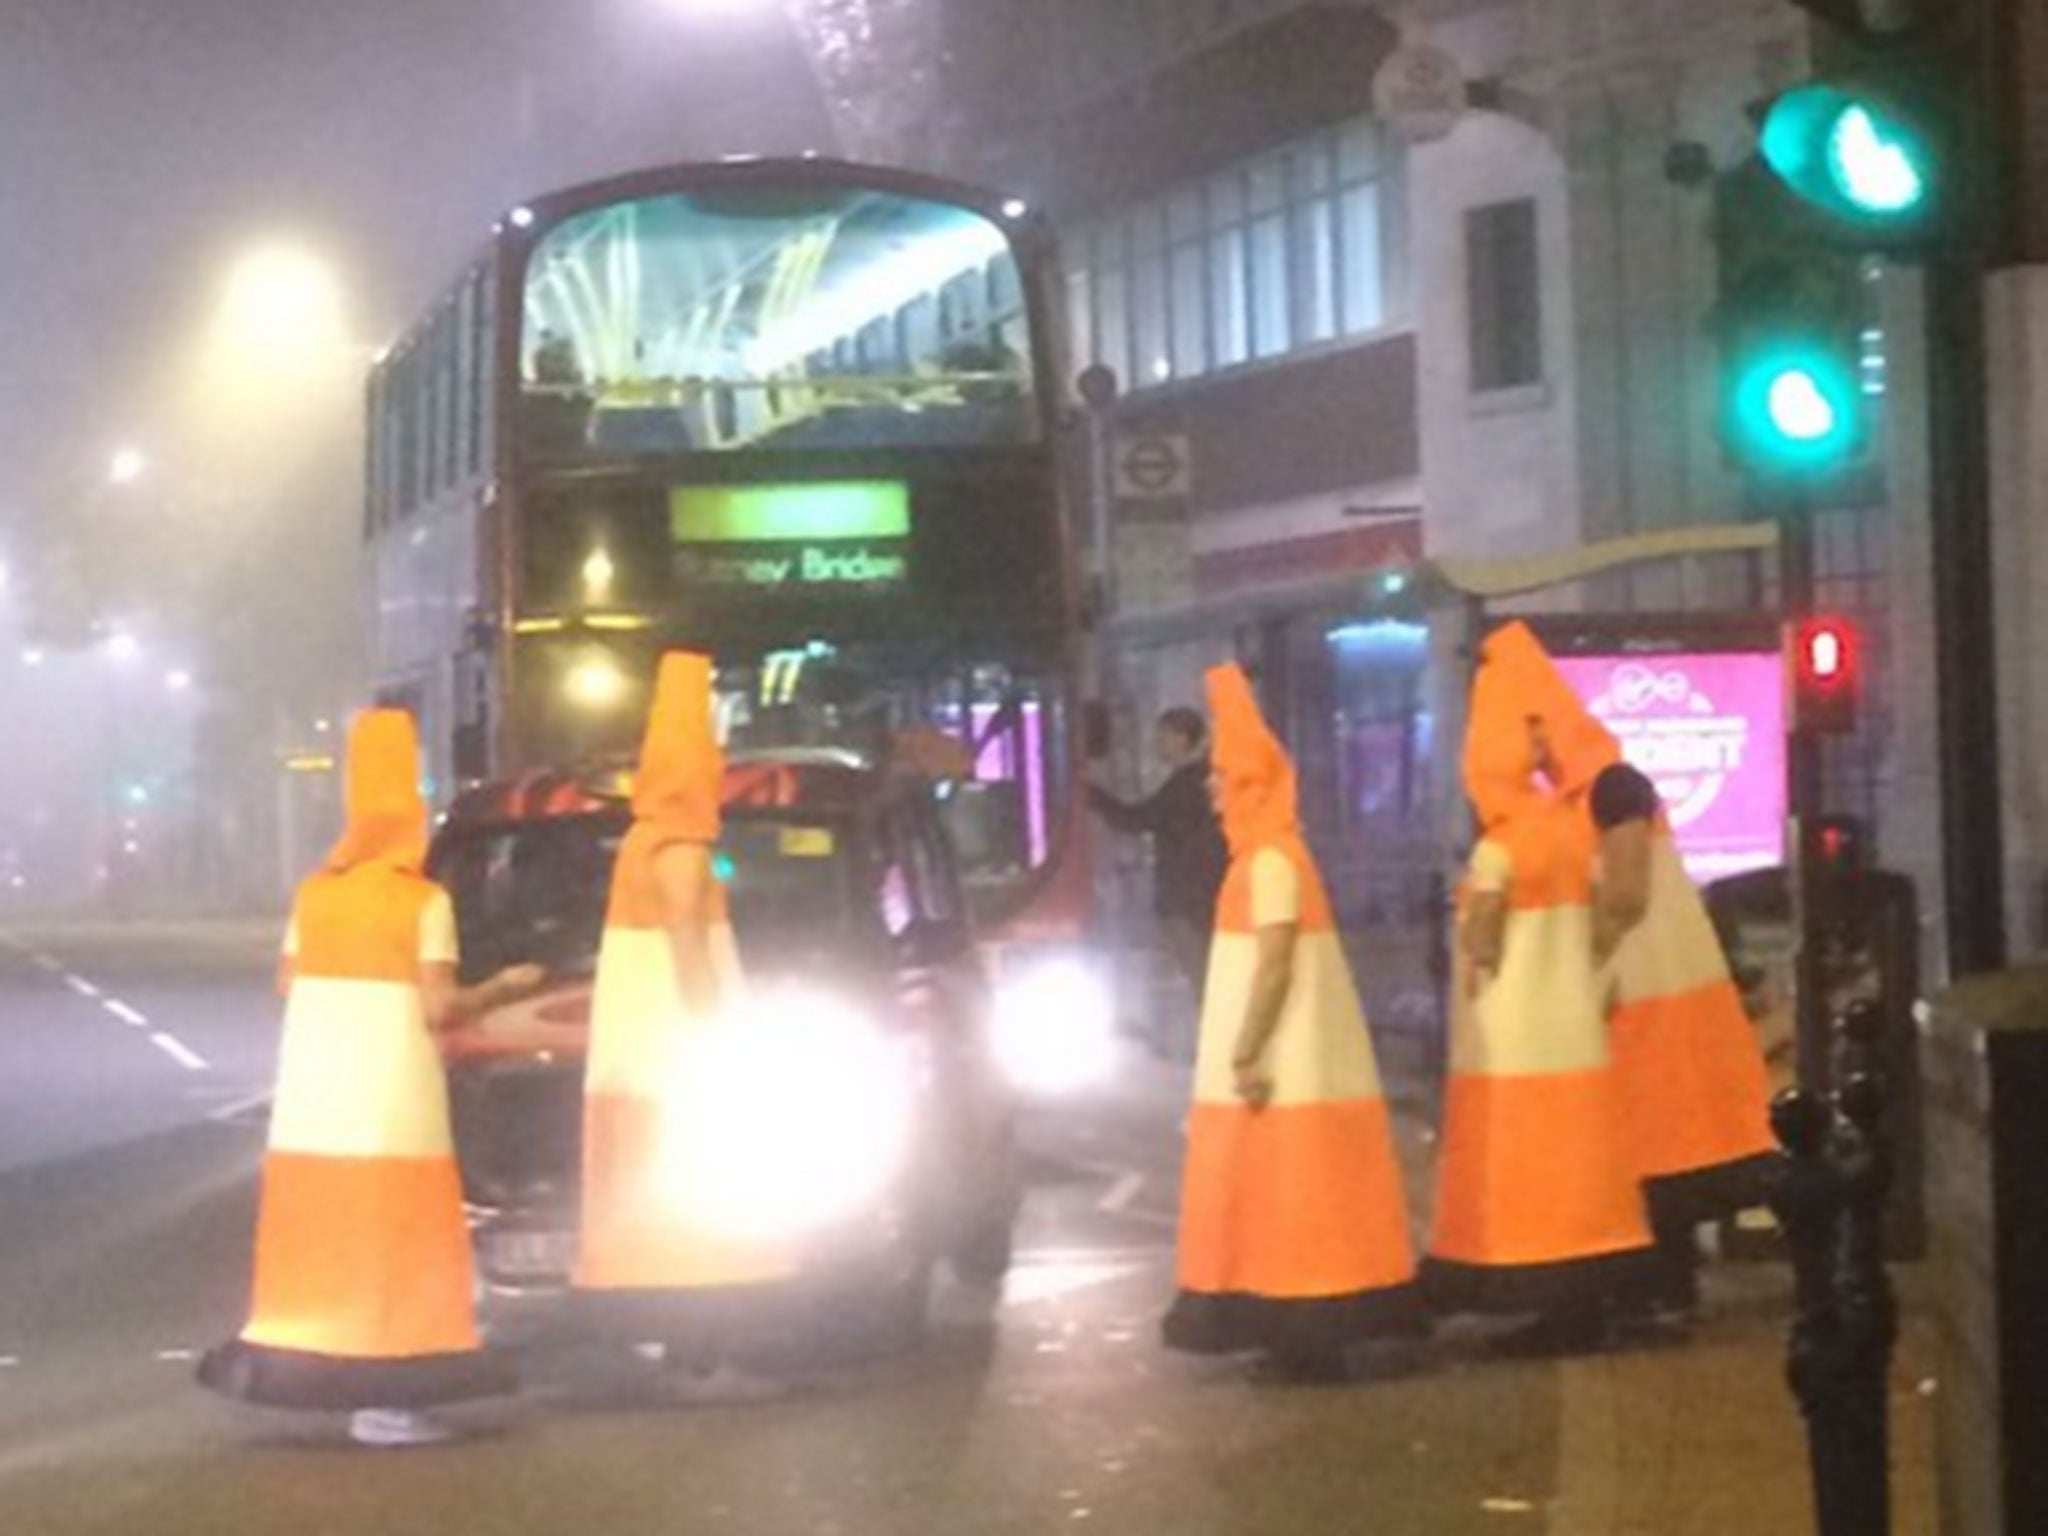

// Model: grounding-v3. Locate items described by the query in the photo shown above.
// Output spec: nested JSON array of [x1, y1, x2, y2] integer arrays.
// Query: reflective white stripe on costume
[[1194, 931, 1384, 1106], [1450, 899, 1608, 1078], [267, 978, 453, 1159], [1605, 837, 1732, 1003], [584, 923, 744, 1099], [1194, 853, 1383, 1108]]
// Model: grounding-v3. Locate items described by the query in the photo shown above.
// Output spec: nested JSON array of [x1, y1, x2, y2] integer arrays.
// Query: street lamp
[[217, 245, 347, 359], [165, 669, 193, 693], [109, 447, 147, 486], [105, 631, 142, 664]]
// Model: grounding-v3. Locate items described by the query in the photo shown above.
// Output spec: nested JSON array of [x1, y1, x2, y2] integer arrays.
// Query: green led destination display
[[671, 481, 911, 593]]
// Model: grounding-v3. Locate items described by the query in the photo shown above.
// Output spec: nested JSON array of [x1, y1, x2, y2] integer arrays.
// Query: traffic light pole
[[1777, 490, 1835, 1090], [1922, 250, 2007, 975]]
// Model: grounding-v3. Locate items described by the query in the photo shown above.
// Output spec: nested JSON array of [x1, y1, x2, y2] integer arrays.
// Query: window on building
[[1171, 238, 1207, 377], [1466, 198, 1543, 393], [1066, 268, 1093, 378], [1339, 183, 1384, 335], [1249, 211, 1290, 359], [1067, 117, 1396, 392], [1208, 224, 1249, 368]]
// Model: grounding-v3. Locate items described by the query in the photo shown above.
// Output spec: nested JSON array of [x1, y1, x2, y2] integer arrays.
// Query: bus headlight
[[992, 955, 1116, 1095], [657, 986, 915, 1238], [566, 652, 629, 709]]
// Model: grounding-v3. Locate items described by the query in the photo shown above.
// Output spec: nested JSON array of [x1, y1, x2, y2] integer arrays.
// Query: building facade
[[796, 0, 1954, 1012]]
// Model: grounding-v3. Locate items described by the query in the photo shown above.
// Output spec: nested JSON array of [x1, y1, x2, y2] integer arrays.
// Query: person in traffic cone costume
[[199, 710, 540, 1446], [574, 652, 796, 1392], [1163, 663, 1421, 1374], [1590, 760, 1774, 1315], [1423, 623, 1655, 1344]]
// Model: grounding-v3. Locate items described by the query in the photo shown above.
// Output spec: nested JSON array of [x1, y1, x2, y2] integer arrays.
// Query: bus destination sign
[[671, 481, 911, 595]]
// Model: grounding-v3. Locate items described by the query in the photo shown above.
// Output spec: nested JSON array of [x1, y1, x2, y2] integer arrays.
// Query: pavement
[[0, 921, 1939, 1535]]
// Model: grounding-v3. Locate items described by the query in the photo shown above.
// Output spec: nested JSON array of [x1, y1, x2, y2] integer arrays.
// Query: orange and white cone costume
[[574, 652, 796, 1328], [1422, 623, 1655, 1313], [1595, 773, 1774, 1222], [199, 711, 505, 1409], [1162, 664, 1420, 1356]]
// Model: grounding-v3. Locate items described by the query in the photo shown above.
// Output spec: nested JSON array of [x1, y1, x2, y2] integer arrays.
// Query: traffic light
[[1761, 84, 1934, 233], [1711, 158, 1870, 481], [1794, 616, 1860, 734], [1756, 10, 1972, 251]]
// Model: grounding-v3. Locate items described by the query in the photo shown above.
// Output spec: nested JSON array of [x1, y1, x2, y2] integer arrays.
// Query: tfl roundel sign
[[1114, 433, 1191, 500]]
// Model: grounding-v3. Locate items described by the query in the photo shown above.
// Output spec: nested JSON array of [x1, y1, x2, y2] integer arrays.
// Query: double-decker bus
[[362, 157, 1089, 980]]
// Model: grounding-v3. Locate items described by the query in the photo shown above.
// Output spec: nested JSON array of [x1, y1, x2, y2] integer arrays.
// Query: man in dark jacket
[[1088, 707, 1229, 1060]]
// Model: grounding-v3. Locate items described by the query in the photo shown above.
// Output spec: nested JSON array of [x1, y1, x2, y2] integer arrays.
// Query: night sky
[[0, 0, 835, 504]]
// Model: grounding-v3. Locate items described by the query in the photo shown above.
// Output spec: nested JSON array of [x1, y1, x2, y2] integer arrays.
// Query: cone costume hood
[[1462, 621, 1621, 829], [1206, 663, 1299, 855], [632, 652, 724, 847], [324, 711, 429, 874]]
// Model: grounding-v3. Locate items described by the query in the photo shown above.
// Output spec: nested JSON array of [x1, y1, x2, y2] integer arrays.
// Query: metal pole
[[1922, 250, 2007, 973], [1780, 493, 1834, 1091]]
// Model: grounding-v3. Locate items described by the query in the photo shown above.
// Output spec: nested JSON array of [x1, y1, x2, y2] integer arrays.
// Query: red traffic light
[[1794, 617, 1859, 733], [1803, 621, 1850, 680]]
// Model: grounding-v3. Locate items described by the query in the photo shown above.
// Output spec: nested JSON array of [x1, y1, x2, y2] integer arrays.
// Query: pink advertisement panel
[[1553, 651, 1786, 882]]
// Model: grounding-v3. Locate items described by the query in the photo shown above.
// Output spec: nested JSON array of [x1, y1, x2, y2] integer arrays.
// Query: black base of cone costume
[[1163, 1284, 1429, 1358], [1418, 1247, 1662, 1317], [1644, 1151, 1775, 1231], [197, 1339, 512, 1412]]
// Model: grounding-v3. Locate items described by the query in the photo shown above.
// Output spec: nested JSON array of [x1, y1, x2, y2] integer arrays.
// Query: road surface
[[0, 923, 1934, 1535]]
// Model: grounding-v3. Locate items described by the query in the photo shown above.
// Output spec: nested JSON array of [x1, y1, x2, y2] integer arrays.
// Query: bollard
[[1768, 998, 1897, 1536]]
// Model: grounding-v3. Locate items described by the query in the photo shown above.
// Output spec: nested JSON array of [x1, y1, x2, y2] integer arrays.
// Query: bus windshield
[[521, 186, 1037, 458], [503, 638, 1067, 929]]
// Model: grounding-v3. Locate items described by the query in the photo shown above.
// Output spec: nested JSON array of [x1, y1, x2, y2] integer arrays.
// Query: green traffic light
[[1828, 105, 1926, 216], [1729, 347, 1862, 473], [1760, 84, 1933, 226], [1768, 370, 1838, 442]]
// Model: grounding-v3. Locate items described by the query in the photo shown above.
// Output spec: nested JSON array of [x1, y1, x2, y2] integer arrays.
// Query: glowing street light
[[109, 447, 148, 486], [105, 631, 142, 664], [165, 669, 193, 693], [218, 246, 346, 354]]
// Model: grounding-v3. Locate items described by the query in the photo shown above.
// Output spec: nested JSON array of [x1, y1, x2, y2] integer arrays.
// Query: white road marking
[[153, 1348, 197, 1363], [15, 948, 216, 1077], [1014, 1245, 1169, 1265], [149, 1033, 209, 1072], [1066, 1158, 1178, 1228], [1003, 1260, 1144, 1306], [1100, 1169, 1147, 1213], [206, 1088, 273, 1123]]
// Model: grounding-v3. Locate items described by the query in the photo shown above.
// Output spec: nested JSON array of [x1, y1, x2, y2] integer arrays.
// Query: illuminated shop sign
[[1553, 650, 1787, 882]]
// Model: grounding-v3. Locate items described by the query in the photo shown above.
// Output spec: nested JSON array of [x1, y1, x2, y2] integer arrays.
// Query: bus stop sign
[[1115, 433, 1191, 500]]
